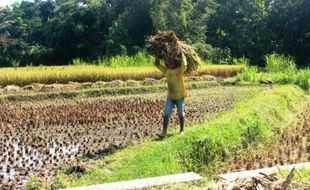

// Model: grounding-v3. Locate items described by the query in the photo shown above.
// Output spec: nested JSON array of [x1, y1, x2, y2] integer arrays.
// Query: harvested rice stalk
[[179, 42, 202, 74], [146, 30, 202, 74]]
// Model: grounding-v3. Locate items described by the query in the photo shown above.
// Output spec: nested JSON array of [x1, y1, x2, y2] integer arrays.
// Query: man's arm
[[155, 57, 166, 74], [181, 54, 187, 73]]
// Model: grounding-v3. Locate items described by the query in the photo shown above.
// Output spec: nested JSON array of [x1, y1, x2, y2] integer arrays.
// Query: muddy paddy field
[[0, 84, 259, 189]]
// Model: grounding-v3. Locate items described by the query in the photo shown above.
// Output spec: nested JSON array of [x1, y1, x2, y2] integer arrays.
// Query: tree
[[206, 0, 275, 65], [43, 0, 107, 63], [268, 0, 310, 67], [104, 21, 130, 56], [150, 0, 194, 40]]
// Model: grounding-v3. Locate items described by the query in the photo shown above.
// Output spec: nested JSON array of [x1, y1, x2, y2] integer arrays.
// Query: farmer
[[155, 54, 188, 138]]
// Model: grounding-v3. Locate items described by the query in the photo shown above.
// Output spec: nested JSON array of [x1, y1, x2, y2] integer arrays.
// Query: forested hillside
[[0, 0, 309, 67]]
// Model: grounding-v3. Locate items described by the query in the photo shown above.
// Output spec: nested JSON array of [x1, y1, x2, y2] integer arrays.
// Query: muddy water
[[0, 137, 79, 187], [0, 88, 242, 189]]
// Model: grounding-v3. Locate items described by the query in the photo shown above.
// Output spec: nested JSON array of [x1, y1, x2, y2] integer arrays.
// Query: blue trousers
[[163, 97, 185, 117]]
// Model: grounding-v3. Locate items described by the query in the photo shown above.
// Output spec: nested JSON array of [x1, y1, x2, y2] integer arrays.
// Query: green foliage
[[178, 89, 292, 173], [192, 44, 233, 64], [268, 0, 310, 67], [232, 56, 250, 66], [106, 51, 154, 67], [151, 0, 191, 38], [237, 68, 310, 91], [72, 58, 87, 66], [297, 70, 310, 91], [11, 59, 20, 67], [105, 22, 130, 57], [237, 53, 309, 91], [24, 176, 53, 190], [236, 66, 259, 82], [24, 176, 41, 190], [265, 53, 297, 73], [180, 136, 225, 172], [206, 0, 274, 65], [0, 0, 309, 67]]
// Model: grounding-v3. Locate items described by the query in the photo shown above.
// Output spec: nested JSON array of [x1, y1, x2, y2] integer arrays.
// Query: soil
[[0, 87, 239, 189], [0, 76, 217, 95]]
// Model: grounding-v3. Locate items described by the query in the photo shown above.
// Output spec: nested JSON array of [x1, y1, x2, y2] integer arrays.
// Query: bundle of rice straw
[[146, 30, 202, 74]]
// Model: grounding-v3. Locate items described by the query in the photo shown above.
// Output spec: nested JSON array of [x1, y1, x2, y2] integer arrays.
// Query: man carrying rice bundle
[[146, 31, 201, 138]]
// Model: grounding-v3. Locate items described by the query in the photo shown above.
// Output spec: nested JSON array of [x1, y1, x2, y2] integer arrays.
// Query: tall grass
[[265, 53, 297, 73], [71, 58, 88, 66], [237, 53, 310, 91], [72, 52, 154, 67], [97, 51, 154, 67], [232, 56, 250, 66]]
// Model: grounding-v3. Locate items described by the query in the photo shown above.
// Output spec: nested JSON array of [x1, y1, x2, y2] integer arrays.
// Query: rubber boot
[[162, 116, 169, 137], [179, 116, 184, 134]]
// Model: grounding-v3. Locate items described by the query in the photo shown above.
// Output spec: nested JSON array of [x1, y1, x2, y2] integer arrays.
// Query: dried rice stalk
[[146, 30, 202, 74]]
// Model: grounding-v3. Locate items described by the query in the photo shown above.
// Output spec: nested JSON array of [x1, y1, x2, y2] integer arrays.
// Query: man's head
[[165, 56, 178, 69]]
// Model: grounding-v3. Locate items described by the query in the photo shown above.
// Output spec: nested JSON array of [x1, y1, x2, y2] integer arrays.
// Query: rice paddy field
[[0, 65, 245, 86], [0, 64, 309, 190]]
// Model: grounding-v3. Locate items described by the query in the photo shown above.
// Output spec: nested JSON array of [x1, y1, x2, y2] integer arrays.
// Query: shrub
[[265, 53, 297, 73]]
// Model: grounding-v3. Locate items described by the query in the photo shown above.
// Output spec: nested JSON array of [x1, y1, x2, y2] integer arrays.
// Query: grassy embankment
[[0, 65, 245, 86], [26, 85, 307, 189]]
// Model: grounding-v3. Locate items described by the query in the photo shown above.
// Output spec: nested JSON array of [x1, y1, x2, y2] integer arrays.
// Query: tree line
[[0, 0, 309, 67]]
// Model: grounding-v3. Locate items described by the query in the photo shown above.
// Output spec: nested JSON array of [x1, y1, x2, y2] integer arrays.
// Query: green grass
[[264, 53, 297, 73], [277, 168, 310, 183], [72, 51, 154, 67], [34, 85, 306, 190], [236, 68, 310, 91], [236, 53, 310, 91]]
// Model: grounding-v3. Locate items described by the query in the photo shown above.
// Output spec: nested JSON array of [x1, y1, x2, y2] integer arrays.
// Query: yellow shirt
[[155, 55, 188, 100]]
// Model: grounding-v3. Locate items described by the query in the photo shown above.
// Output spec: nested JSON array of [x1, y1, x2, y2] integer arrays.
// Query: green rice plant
[[237, 68, 310, 91], [265, 53, 297, 73], [107, 51, 154, 67], [294, 70, 310, 91], [232, 56, 250, 66], [236, 66, 259, 82], [237, 53, 309, 91], [133, 51, 154, 67], [72, 58, 88, 65], [96, 57, 109, 66]]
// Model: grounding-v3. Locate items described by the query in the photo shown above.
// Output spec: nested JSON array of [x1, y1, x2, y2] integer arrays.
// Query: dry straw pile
[[146, 30, 202, 74]]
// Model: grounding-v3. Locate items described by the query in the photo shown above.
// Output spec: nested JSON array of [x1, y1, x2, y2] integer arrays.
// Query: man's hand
[[154, 57, 166, 74]]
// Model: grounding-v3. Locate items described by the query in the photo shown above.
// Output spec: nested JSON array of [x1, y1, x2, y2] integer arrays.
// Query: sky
[[0, 0, 33, 7]]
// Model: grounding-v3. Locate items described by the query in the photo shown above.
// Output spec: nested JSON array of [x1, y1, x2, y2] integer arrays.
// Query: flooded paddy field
[[0, 86, 258, 189]]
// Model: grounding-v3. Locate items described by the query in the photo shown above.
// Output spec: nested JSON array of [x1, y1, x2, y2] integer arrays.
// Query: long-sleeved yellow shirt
[[155, 55, 188, 100]]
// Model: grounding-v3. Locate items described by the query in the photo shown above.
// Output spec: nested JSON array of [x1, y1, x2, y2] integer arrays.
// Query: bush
[[237, 53, 309, 91], [107, 51, 154, 67], [265, 53, 297, 73], [72, 58, 88, 65], [232, 56, 250, 66]]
